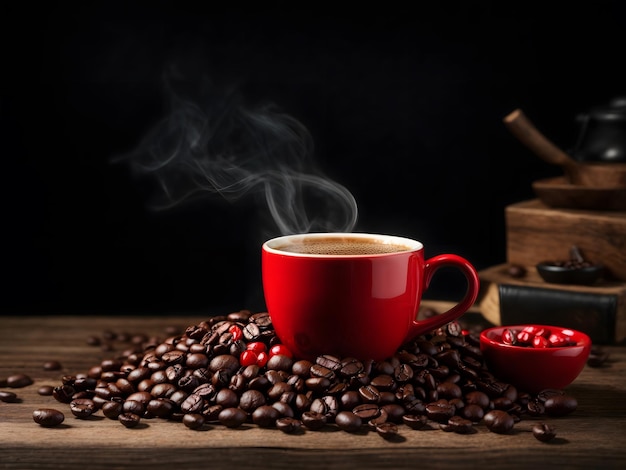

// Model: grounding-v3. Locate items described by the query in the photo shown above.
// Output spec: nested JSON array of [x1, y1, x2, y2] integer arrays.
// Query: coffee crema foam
[[276, 237, 412, 255]]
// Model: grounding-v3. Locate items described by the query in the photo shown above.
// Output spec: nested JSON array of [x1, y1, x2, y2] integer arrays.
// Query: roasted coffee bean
[[271, 401, 294, 418], [527, 400, 546, 416], [202, 404, 223, 421], [402, 414, 428, 430], [218, 407, 247, 428], [301, 411, 327, 430], [381, 404, 405, 424], [537, 389, 565, 403], [147, 398, 175, 418], [123, 400, 145, 415], [305, 377, 331, 393], [335, 411, 362, 432], [209, 355, 239, 374], [533, 423, 557, 442], [127, 366, 151, 383], [69, 398, 96, 419], [587, 347, 609, 367], [193, 383, 217, 400], [126, 391, 152, 404], [215, 388, 239, 408], [339, 358, 364, 377], [375, 422, 399, 439], [182, 413, 205, 430], [358, 385, 381, 403], [52, 385, 76, 403], [425, 400, 455, 423], [161, 350, 185, 365], [291, 360, 313, 377], [252, 405, 280, 427], [0, 391, 19, 403], [151, 382, 178, 399], [544, 394, 577, 416], [393, 364, 413, 382], [327, 382, 348, 395], [353, 403, 380, 421], [7, 374, 33, 388], [102, 401, 123, 419], [507, 264, 526, 278], [180, 393, 205, 414], [309, 364, 335, 380], [276, 417, 303, 433], [484, 410, 514, 434], [370, 374, 395, 391], [43, 360, 62, 371], [315, 354, 342, 371], [461, 403, 484, 422], [242, 323, 261, 341], [437, 382, 462, 400], [435, 349, 461, 368], [239, 389, 266, 412], [441, 416, 474, 434], [266, 355, 293, 372], [368, 408, 388, 428], [118, 412, 141, 428], [33, 408, 65, 427], [37, 385, 54, 396], [310, 396, 338, 419], [404, 398, 426, 415]]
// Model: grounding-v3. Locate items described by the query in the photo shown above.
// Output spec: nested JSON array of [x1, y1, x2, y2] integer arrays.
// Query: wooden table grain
[[1, 314, 625, 470]]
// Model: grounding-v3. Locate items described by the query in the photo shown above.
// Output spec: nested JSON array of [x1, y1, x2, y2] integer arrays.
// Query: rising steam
[[115, 74, 358, 235]]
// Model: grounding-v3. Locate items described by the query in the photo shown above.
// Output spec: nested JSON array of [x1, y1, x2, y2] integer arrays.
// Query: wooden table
[[1, 313, 625, 469]]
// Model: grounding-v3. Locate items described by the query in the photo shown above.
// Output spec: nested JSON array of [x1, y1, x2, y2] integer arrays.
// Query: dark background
[[2, 1, 625, 315]]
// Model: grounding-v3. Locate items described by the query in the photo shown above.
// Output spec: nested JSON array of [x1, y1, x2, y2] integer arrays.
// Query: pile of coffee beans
[[28, 310, 581, 440], [545, 245, 596, 270]]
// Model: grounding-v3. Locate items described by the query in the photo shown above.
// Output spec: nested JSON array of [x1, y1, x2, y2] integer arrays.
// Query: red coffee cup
[[262, 232, 480, 361]]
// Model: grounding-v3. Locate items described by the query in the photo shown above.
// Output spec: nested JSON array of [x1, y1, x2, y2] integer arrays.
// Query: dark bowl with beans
[[536, 261, 604, 285], [480, 325, 592, 394]]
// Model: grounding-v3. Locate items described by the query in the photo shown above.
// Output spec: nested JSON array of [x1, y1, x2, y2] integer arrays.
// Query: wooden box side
[[505, 199, 626, 281]]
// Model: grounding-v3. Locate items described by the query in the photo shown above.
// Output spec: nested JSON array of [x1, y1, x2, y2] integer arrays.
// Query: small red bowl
[[479, 324, 592, 394]]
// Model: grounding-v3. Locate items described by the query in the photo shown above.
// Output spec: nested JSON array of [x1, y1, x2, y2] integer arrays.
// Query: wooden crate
[[505, 199, 626, 281]]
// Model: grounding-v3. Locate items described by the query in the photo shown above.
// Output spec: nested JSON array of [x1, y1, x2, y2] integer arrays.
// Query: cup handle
[[407, 253, 480, 340]]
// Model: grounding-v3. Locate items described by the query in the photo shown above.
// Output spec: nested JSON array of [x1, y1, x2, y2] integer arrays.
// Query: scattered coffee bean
[[532, 422, 557, 442], [440, 416, 474, 434], [276, 417, 303, 433], [43, 361, 63, 371], [0, 391, 19, 403], [484, 410, 515, 434], [587, 347, 609, 368], [544, 394, 577, 416], [252, 405, 280, 427], [101, 401, 123, 419], [7, 374, 33, 388], [118, 412, 141, 428], [335, 411, 362, 432], [69, 398, 97, 419], [218, 407, 247, 428], [301, 411, 327, 430], [507, 264, 527, 278], [375, 422, 399, 439], [182, 413, 205, 430], [33, 408, 65, 427], [402, 414, 428, 430], [37, 385, 54, 396]]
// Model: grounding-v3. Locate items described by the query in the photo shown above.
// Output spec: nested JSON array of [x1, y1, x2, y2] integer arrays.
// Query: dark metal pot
[[572, 96, 626, 163]]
